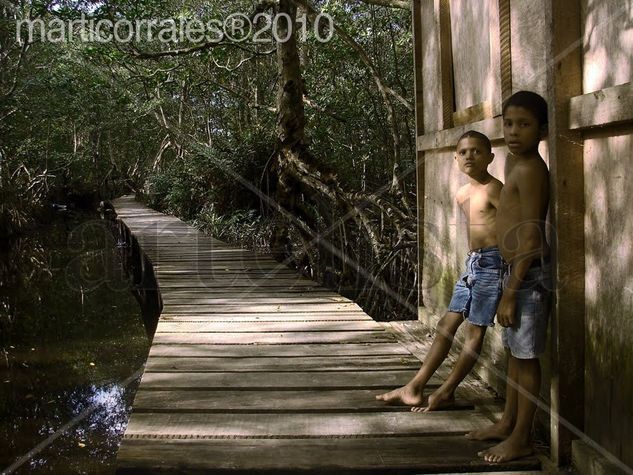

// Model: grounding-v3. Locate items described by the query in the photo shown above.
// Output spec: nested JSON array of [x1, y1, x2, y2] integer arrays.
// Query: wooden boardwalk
[[112, 196, 541, 474]]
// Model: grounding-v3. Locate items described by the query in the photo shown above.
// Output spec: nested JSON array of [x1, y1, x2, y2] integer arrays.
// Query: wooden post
[[544, 0, 585, 466], [437, 0, 454, 130], [498, 0, 512, 103], [412, 0, 425, 306]]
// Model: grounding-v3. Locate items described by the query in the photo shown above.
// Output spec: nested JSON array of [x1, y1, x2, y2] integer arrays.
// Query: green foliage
[[1, 0, 416, 318]]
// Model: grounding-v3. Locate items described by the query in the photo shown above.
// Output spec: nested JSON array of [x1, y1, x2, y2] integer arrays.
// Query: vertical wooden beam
[[544, 0, 585, 466], [412, 0, 426, 305], [488, 0, 503, 116], [498, 0, 512, 103], [437, 0, 454, 129]]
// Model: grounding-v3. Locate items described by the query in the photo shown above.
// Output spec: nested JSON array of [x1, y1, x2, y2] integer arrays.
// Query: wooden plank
[[569, 82, 633, 130], [452, 100, 494, 126], [144, 355, 420, 372], [155, 270, 306, 276], [132, 389, 473, 413], [153, 257, 281, 263], [123, 411, 492, 438], [159, 303, 364, 314], [138, 370, 423, 390], [161, 296, 352, 304], [155, 321, 379, 333], [438, 0, 455, 129], [147, 343, 412, 358], [417, 116, 503, 152], [160, 289, 339, 297], [155, 281, 320, 289], [152, 331, 396, 345], [116, 437, 541, 473], [159, 313, 371, 322], [545, 0, 585, 466]]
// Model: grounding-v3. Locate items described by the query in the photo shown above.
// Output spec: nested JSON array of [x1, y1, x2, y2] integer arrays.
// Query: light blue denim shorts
[[448, 246, 504, 327], [502, 261, 553, 359]]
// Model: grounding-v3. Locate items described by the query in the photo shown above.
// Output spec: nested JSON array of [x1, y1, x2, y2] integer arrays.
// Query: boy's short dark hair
[[502, 90, 548, 126], [456, 130, 492, 152]]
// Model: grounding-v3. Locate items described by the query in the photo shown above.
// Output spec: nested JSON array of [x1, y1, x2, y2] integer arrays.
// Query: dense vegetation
[[0, 0, 417, 320]]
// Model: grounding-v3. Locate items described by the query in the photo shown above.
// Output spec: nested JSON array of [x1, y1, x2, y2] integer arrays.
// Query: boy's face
[[503, 105, 544, 155], [454, 137, 493, 177]]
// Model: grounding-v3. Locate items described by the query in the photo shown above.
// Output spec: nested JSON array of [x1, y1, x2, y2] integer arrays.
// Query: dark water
[[0, 211, 151, 473]]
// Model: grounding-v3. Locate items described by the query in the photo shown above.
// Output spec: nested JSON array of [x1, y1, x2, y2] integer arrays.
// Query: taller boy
[[469, 91, 553, 463]]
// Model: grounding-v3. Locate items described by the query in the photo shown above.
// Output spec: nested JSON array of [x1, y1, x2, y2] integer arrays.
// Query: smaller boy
[[467, 91, 552, 463], [377, 130, 503, 411]]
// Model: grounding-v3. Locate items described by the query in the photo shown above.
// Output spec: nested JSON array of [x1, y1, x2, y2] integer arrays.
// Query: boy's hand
[[496, 292, 516, 327]]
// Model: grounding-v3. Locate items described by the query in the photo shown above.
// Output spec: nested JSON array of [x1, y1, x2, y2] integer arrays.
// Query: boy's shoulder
[[513, 155, 549, 181], [487, 175, 503, 190], [456, 183, 470, 203]]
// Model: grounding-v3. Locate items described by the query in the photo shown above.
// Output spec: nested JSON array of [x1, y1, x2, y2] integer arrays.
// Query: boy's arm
[[488, 180, 502, 209], [497, 166, 547, 327]]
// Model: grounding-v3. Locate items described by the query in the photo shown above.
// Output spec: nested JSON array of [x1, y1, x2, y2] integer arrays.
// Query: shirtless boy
[[377, 131, 503, 411], [468, 91, 552, 463]]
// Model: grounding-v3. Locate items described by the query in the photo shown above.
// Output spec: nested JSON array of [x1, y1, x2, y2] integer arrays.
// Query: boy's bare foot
[[478, 435, 533, 463], [465, 420, 513, 441], [375, 384, 425, 406], [410, 389, 455, 412]]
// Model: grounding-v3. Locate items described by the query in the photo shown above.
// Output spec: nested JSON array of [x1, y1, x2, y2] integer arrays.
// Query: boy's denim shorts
[[448, 246, 504, 327], [502, 260, 553, 359]]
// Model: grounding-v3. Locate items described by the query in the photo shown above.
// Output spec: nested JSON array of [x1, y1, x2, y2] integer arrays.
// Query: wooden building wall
[[412, 0, 633, 467]]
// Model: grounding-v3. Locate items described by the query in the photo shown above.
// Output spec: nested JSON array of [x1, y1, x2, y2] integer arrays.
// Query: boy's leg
[[478, 356, 540, 462], [413, 321, 486, 412], [466, 353, 518, 440], [375, 311, 463, 405]]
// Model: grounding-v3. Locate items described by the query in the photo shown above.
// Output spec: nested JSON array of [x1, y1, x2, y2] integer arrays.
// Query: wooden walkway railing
[[112, 195, 541, 474]]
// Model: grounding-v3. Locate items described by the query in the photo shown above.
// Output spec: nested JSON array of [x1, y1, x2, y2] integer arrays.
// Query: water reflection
[[0, 211, 151, 473]]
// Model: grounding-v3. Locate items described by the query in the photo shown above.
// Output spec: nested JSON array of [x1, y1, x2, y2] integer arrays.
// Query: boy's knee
[[465, 322, 487, 344], [438, 312, 463, 333]]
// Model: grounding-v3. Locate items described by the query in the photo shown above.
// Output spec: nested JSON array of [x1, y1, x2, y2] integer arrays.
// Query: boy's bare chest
[[461, 187, 493, 220], [498, 171, 521, 222]]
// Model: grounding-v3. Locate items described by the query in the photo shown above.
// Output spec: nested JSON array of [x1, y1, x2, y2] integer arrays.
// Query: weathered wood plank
[[159, 290, 338, 298], [116, 437, 541, 474], [159, 313, 371, 322], [569, 82, 633, 130], [132, 389, 472, 413], [123, 411, 492, 438], [161, 296, 352, 304], [152, 331, 396, 345], [144, 355, 420, 372], [138, 370, 424, 390], [155, 321, 379, 333], [147, 343, 412, 358], [156, 281, 321, 288], [417, 116, 503, 152], [159, 303, 364, 314]]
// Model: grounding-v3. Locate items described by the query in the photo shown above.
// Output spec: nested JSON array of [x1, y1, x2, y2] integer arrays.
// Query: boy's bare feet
[[410, 388, 455, 412], [465, 420, 513, 441], [478, 435, 533, 463], [375, 384, 425, 406]]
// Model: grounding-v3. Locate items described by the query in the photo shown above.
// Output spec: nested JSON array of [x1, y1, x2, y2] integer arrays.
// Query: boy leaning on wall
[[377, 130, 504, 412], [467, 90, 553, 463]]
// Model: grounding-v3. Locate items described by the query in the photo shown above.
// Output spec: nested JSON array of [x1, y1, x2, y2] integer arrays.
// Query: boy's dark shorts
[[502, 260, 553, 359], [448, 246, 504, 327]]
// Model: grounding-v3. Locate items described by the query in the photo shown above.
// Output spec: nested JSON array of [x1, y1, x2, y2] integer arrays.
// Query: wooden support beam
[[412, 0, 425, 306], [417, 116, 504, 152], [498, 0, 512, 103], [569, 82, 633, 130], [437, 0, 455, 130], [544, 0, 585, 466]]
